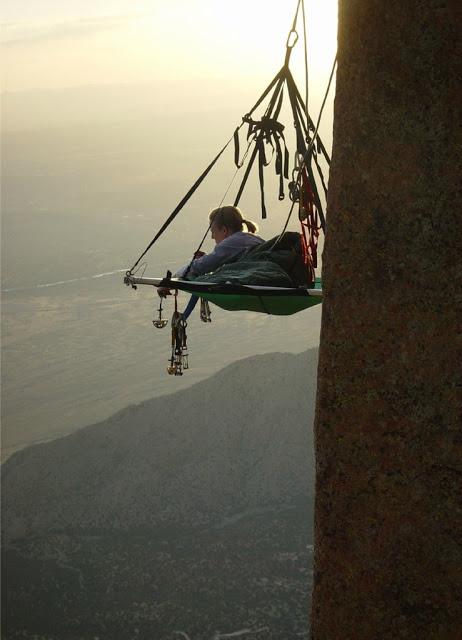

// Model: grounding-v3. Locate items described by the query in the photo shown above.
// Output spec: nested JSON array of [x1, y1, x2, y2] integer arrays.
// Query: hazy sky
[[2, 1, 337, 456], [1, 0, 337, 93]]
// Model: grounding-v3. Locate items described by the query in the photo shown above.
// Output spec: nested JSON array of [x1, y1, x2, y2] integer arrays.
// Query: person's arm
[[158, 251, 208, 296], [172, 251, 206, 278], [162, 240, 240, 295], [187, 242, 236, 277]]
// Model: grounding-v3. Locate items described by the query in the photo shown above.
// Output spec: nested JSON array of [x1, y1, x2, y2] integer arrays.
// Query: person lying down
[[158, 204, 313, 296], [176, 205, 264, 277], [158, 205, 264, 296]]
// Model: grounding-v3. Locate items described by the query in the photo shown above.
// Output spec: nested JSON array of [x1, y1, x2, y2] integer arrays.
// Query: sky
[[1, 0, 337, 97], [2, 0, 338, 278], [1, 1, 337, 456]]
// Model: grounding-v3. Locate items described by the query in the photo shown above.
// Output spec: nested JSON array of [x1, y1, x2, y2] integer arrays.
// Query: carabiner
[[286, 29, 299, 50]]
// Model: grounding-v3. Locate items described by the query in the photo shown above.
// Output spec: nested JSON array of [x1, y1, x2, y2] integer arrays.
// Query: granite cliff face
[[312, 2, 461, 639], [3, 349, 317, 540]]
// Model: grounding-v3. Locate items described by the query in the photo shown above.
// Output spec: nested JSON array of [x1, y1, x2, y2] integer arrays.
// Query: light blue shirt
[[175, 231, 265, 278]]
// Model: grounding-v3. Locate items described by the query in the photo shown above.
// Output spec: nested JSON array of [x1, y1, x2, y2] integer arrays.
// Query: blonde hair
[[209, 205, 259, 234]]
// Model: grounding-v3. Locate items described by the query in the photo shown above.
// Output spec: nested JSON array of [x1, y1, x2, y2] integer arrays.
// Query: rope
[[311, 54, 338, 152], [301, 0, 309, 121], [181, 138, 254, 279], [127, 126, 244, 274]]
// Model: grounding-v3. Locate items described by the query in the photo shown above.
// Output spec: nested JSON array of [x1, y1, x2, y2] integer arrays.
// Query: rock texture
[[312, 2, 462, 639], [2, 350, 317, 541]]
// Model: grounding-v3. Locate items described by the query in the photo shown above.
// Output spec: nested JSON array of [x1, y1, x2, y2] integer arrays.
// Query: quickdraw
[[167, 292, 189, 376], [200, 298, 212, 323], [299, 166, 321, 286], [152, 296, 168, 329]]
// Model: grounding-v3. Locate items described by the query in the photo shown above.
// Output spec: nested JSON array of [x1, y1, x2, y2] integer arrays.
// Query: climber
[[157, 205, 265, 296]]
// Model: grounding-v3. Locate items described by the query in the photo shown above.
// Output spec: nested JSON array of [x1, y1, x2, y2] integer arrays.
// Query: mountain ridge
[[2, 349, 318, 541]]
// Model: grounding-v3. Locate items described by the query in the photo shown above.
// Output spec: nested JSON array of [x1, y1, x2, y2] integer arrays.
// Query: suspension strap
[[128, 132, 238, 274], [257, 136, 268, 219], [233, 70, 289, 217], [273, 131, 289, 200], [247, 67, 285, 116], [234, 140, 260, 207], [128, 0, 335, 274], [312, 149, 328, 199]]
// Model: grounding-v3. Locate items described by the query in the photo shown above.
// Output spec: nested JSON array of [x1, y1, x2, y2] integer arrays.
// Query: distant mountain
[[2, 349, 318, 542]]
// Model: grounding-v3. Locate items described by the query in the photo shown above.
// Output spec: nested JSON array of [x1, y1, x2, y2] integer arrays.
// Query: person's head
[[209, 206, 258, 244]]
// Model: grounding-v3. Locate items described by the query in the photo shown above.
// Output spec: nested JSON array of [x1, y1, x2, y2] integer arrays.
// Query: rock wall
[[311, 2, 461, 638]]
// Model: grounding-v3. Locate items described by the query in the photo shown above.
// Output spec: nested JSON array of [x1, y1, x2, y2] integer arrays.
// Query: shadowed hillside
[[2, 349, 318, 639]]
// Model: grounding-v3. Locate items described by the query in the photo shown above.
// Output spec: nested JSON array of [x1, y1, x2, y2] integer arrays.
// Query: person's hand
[[193, 250, 206, 259], [157, 287, 171, 297]]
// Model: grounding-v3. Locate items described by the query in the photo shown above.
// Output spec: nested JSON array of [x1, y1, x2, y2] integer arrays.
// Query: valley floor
[[2, 503, 313, 640]]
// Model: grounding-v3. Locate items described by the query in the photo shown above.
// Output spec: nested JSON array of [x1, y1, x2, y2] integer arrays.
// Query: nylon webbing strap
[[284, 68, 326, 232], [234, 141, 259, 207], [234, 68, 291, 218], [234, 127, 243, 168], [273, 132, 289, 200], [304, 158, 325, 232], [244, 68, 284, 120], [257, 137, 267, 218], [287, 68, 331, 163], [232, 58, 330, 223], [128, 1, 335, 273], [313, 150, 328, 199]]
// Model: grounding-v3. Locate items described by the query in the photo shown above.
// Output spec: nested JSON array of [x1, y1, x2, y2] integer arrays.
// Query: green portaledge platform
[[196, 278, 323, 315], [124, 275, 323, 316], [197, 291, 319, 314]]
